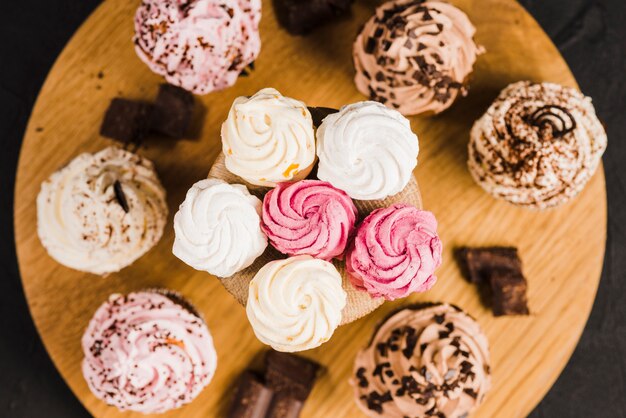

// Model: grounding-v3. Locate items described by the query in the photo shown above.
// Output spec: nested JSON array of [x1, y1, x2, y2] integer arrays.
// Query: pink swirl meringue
[[134, 0, 261, 94], [261, 180, 358, 260], [81, 291, 217, 413], [346, 204, 442, 300]]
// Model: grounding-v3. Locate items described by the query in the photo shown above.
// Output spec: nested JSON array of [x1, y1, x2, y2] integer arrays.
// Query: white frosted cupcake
[[173, 178, 267, 277], [221, 88, 316, 187], [316, 101, 419, 200], [37, 147, 167, 275], [246, 255, 346, 352]]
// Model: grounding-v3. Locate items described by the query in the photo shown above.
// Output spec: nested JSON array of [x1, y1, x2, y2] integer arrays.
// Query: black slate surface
[[0, 1, 624, 417]]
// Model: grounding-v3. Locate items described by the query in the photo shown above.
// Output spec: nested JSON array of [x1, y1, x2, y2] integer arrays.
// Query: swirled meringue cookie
[[316, 101, 419, 200], [37, 147, 167, 275], [246, 255, 347, 352], [134, 0, 261, 94], [221, 88, 316, 187], [173, 178, 267, 278], [353, 0, 482, 115], [346, 204, 442, 300], [352, 304, 491, 418], [82, 290, 217, 413], [261, 180, 358, 260], [468, 81, 607, 209]]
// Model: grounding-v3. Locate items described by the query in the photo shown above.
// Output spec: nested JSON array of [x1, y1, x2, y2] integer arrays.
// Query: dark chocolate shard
[[265, 351, 320, 402], [272, 0, 354, 35], [307, 106, 339, 128], [100, 98, 154, 146], [113, 181, 129, 213], [150, 84, 195, 138], [228, 372, 274, 418]]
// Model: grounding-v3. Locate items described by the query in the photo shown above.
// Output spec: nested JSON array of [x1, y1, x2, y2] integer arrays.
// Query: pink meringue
[[261, 180, 358, 260], [346, 204, 442, 300], [134, 0, 261, 94]]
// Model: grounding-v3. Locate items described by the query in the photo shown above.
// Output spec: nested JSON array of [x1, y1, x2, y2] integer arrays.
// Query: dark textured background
[[1, 1, 624, 417]]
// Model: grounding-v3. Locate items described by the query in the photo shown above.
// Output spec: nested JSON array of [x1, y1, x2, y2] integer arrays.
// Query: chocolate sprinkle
[[113, 181, 129, 213]]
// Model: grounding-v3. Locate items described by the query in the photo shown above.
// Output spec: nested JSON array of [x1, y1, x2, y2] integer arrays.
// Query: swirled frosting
[[246, 255, 347, 352], [173, 178, 267, 278], [316, 101, 419, 200], [353, 0, 482, 115], [82, 291, 217, 413], [134, 0, 261, 94], [346, 204, 442, 300], [221, 88, 316, 187], [261, 180, 358, 260], [352, 304, 491, 418], [468, 81, 607, 209], [36, 147, 167, 275]]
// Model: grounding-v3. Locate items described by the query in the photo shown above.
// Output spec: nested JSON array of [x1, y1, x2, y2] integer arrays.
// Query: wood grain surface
[[13, 0, 607, 417]]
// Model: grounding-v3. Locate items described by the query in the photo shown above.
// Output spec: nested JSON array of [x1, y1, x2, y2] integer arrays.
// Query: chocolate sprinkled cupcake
[[81, 290, 217, 413], [468, 81, 607, 209], [352, 303, 491, 418], [353, 0, 482, 115]]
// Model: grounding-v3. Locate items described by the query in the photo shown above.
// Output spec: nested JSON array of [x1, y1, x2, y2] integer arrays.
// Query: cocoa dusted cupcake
[[353, 0, 482, 116], [82, 290, 217, 413], [352, 303, 491, 418], [468, 81, 607, 209]]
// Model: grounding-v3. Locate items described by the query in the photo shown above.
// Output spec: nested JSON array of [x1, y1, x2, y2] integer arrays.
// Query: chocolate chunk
[[265, 351, 320, 402], [100, 98, 153, 145], [228, 372, 274, 418], [490, 269, 530, 316], [150, 84, 195, 138], [356, 367, 369, 388], [455, 247, 521, 284], [365, 36, 377, 54], [113, 181, 129, 213], [272, 0, 354, 35], [307, 106, 339, 128], [265, 395, 303, 418]]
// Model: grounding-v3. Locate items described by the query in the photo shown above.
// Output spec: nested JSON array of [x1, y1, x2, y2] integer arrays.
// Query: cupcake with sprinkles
[[353, 0, 482, 115], [82, 290, 217, 413], [352, 303, 491, 418], [134, 0, 262, 94]]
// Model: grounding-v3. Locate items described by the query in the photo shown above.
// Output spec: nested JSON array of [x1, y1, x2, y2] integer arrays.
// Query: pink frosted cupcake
[[134, 0, 262, 94], [82, 290, 217, 413], [346, 204, 442, 300], [261, 180, 358, 260]]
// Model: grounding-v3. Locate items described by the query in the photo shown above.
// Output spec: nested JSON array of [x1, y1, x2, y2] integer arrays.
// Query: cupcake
[[221, 88, 316, 187], [261, 180, 358, 260], [468, 81, 607, 209], [353, 0, 482, 115], [346, 204, 442, 300], [134, 0, 261, 94], [173, 178, 267, 278], [82, 290, 217, 413], [246, 255, 347, 352], [316, 101, 419, 200], [37, 147, 167, 275], [352, 303, 491, 418]]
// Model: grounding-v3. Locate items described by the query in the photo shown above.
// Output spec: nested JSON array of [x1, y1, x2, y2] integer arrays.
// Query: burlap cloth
[[208, 152, 423, 325]]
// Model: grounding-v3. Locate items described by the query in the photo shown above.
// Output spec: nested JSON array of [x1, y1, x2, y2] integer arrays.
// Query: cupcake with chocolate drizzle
[[353, 0, 482, 116], [468, 81, 607, 209], [352, 303, 491, 418]]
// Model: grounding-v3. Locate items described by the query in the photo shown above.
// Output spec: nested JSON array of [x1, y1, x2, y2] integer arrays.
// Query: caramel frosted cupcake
[[37, 147, 167, 275], [468, 81, 607, 209], [353, 0, 482, 116], [82, 290, 217, 413], [352, 303, 491, 418]]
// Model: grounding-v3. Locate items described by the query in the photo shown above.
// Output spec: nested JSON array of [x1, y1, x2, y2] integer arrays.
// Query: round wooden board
[[14, 0, 607, 417]]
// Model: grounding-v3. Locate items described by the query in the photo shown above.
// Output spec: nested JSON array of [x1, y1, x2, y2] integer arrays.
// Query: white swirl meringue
[[316, 101, 419, 200], [246, 255, 347, 352], [173, 178, 267, 278], [37, 147, 167, 275], [221, 88, 316, 187]]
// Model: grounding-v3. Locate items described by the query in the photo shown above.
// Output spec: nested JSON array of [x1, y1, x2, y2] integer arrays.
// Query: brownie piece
[[455, 246, 521, 284], [150, 84, 195, 138], [490, 269, 530, 316], [100, 98, 153, 145], [228, 372, 274, 418], [273, 0, 353, 35], [265, 351, 320, 402], [265, 395, 303, 418], [307, 106, 338, 128]]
